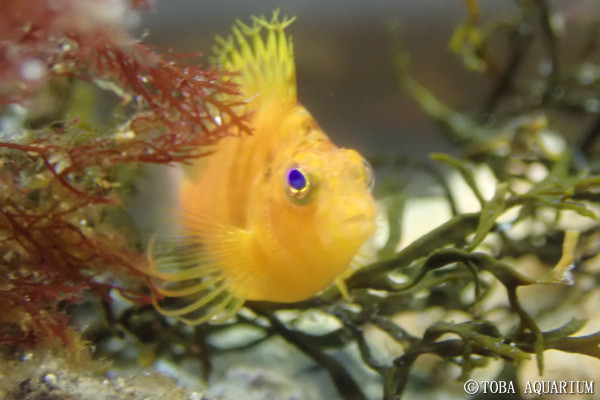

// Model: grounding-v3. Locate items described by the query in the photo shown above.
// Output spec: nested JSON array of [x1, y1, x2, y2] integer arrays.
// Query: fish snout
[[320, 197, 376, 248], [338, 213, 376, 239]]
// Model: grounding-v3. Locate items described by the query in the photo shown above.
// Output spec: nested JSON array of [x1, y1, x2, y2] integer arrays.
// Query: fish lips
[[320, 213, 376, 248]]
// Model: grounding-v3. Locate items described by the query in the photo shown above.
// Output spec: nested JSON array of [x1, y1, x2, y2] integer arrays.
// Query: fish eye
[[285, 166, 311, 200], [363, 158, 375, 190]]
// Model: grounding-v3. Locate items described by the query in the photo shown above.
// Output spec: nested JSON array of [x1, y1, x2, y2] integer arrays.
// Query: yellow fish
[[144, 12, 376, 325]]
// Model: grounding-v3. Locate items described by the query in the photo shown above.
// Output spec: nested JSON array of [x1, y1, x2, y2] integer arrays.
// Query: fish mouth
[[319, 214, 375, 248], [337, 214, 376, 236]]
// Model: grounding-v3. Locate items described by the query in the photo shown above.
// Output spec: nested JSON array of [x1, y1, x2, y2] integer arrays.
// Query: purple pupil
[[287, 168, 306, 190]]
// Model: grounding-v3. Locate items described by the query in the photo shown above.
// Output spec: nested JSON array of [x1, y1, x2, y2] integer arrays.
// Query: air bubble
[[19, 58, 46, 82]]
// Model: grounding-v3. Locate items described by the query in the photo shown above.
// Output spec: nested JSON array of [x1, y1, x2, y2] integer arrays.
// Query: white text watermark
[[464, 380, 594, 396]]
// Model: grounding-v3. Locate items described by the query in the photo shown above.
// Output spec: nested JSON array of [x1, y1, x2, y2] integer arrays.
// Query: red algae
[[0, 0, 249, 346]]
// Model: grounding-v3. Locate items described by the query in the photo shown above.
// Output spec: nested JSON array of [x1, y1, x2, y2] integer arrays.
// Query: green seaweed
[[3, 1, 600, 400]]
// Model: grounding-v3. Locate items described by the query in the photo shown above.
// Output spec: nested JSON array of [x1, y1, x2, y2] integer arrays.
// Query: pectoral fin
[[141, 212, 254, 325]]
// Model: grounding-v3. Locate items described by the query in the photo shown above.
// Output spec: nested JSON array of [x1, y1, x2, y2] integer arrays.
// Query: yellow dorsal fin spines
[[212, 10, 297, 106]]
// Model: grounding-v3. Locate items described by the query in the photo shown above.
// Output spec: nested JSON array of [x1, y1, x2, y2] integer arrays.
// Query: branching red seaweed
[[0, 0, 250, 346]]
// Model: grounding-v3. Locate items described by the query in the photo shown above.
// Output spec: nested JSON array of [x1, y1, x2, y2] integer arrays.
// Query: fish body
[[145, 12, 376, 324]]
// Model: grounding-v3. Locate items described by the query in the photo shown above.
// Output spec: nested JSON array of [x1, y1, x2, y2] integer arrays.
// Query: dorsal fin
[[212, 10, 297, 106]]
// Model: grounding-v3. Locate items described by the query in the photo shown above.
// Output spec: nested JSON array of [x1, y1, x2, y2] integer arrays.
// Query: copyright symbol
[[464, 379, 479, 395]]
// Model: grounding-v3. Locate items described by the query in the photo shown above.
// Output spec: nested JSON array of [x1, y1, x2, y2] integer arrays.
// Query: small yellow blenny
[[143, 11, 377, 324]]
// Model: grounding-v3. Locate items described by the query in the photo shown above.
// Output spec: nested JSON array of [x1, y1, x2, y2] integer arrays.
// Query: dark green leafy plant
[[3, 1, 600, 400], [116, 1, 600, 399]]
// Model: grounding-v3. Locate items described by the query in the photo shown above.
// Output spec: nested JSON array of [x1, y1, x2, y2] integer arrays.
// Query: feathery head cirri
[[142, 11, 376, 325]]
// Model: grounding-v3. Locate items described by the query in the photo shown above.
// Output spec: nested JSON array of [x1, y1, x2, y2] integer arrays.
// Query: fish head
[[253, 139, 377, 268], [306, 147, 377, 253]]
